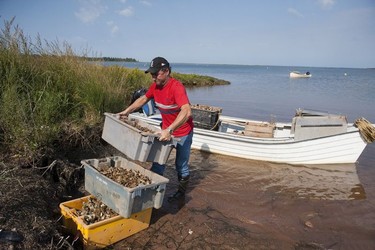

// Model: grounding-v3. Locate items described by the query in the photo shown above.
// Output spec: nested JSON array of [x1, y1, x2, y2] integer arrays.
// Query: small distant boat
[[290, 71, 312, 78]]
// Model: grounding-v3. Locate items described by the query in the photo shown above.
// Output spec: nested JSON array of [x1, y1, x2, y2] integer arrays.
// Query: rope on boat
[[210, 115, 222, 130], [354, 117, 375, 143], [208, 110, 223, 130]]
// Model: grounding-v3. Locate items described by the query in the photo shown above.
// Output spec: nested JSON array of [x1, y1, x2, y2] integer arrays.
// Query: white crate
[[102, 112, 176, 164]]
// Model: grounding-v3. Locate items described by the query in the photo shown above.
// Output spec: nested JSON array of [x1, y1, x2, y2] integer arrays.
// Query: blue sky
[[1, 0, 374, 68]]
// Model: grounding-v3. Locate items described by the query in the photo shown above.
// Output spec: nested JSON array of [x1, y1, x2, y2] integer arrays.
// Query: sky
[[1, 0, 374, 68]]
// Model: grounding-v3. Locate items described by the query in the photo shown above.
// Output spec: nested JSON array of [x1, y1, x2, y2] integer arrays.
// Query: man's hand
[[117, 95, 149, 119], [117, 110, 129, 119], [159, 129, 172, 141]]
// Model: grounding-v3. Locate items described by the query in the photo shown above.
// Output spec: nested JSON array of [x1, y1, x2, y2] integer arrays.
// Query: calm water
[[109, 62, 375, 248], [117, 62, 375, 123]]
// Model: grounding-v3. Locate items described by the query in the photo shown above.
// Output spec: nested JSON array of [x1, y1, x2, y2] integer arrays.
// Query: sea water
[[108, 61, 375, 248], [115, 62, 375, 123]]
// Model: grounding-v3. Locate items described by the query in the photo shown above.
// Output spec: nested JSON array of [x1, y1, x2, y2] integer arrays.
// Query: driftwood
[[355, 117, 375, 143]]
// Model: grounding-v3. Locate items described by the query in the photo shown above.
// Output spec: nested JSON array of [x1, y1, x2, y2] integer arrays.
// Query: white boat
[[290, 71, 312, 78], [129, 108, 374, 165]]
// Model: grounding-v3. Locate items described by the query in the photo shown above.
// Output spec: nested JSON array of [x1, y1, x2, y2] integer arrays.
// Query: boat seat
[[291, 112, 348, 141]]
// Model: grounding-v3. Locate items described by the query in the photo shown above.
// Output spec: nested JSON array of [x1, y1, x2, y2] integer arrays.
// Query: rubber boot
[[168, 175, 190, 202]]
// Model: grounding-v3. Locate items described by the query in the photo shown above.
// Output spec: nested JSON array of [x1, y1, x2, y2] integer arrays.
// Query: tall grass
[[0, 18, 150, 161], [0, 18, 229, 163]]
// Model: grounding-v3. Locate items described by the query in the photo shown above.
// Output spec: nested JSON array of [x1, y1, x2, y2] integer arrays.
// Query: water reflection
[[188, 151, 366, 204], [256, 163, 366, 200]]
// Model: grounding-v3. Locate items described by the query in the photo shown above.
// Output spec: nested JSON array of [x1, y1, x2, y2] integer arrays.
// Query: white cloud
[[75, 0, 106, 23], [140, 1, 152, 7], [118, 6, 134, 17], [288, 8, 304, 18], [317, 0, 335, 9], [111, 25, 119, 35], [75, 7, 101, 23], [107, 21, 119, 36]]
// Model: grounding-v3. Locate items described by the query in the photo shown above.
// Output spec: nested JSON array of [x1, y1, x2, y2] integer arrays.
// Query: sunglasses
[[150, 68, 167, 77]]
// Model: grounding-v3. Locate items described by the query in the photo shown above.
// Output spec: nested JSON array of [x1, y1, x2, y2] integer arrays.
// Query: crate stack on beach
[[59, 113, 176, 249]]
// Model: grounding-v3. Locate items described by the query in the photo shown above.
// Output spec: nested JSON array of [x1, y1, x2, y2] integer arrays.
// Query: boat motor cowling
[[130, 88, 147, 113], [130, 88, 157, 116]]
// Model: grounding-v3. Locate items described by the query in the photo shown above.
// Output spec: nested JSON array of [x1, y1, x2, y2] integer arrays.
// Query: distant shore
[[83, 56, 138, 62]]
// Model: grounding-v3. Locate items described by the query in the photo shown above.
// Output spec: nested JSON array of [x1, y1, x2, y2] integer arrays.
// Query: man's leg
[[168, 131, 193, 201]]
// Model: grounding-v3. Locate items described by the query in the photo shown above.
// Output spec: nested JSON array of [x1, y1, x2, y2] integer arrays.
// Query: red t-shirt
[[145, 78, 194, 137]]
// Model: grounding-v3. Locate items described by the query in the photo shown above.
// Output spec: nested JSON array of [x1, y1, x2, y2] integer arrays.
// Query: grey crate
[[81, 156, 169, 218], [102, 113, 177, 164]]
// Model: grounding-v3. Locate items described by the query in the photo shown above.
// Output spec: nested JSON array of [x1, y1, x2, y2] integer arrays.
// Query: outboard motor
[[130, 88, 157, 116], [130, 88, 147, 113]]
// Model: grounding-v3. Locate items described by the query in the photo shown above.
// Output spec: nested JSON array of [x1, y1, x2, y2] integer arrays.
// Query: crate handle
[[141, 132, 181, 143]]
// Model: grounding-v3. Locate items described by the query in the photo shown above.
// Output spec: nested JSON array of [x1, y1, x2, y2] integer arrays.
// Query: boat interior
[[137, 99, 352, 141]]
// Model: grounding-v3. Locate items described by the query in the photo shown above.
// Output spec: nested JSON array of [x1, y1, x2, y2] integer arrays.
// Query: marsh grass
[[173, 72, 230, 86], [0, 18, 148, 161], [0, 18, 229, 163]]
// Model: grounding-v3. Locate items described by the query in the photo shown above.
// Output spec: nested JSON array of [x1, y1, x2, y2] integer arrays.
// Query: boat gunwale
[[129, 113, 363, 146]]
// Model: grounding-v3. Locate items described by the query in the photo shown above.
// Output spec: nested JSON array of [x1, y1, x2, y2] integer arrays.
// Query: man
[[118, 57, 194, 201]]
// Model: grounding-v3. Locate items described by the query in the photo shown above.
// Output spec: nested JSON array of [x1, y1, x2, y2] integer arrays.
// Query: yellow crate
[[60, 195, 152, 249]]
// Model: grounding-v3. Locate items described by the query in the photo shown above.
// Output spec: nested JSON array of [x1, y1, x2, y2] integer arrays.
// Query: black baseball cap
[[145, 57, 170, 74]]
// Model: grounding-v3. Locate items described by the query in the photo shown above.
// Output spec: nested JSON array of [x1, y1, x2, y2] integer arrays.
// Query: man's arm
[[159, 103, 192, 141], [168, 103, 192, 132], [118, 95, 150, 117]]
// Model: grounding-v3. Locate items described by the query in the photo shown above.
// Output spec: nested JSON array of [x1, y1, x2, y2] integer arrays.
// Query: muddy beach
[[1, 143, 374, 249], [113, 144, 375, 249]]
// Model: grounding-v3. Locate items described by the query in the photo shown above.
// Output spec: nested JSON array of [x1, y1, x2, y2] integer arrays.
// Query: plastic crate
[[81, 156, 169, 218], [191, 104, 222, 130], [60, 195, 152, 249], [102, 112, 177, 164]]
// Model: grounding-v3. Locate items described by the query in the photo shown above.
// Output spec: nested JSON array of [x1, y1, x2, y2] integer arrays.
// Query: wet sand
[[114, 144, 375, 249]]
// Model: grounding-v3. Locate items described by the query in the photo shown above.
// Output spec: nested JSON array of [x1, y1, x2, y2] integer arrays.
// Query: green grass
[[0, 18, 229, 162], [173, 72, 229, 86]]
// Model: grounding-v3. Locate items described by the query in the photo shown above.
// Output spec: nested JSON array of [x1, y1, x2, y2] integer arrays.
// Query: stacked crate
[[191, 104, 222, 130], [60, 113, 176, 249]]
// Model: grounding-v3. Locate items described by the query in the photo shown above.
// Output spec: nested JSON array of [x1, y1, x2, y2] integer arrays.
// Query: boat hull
[[129, 114, 367, 165], [290, 71, 311, 78], [191, 129, 366, 164]]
